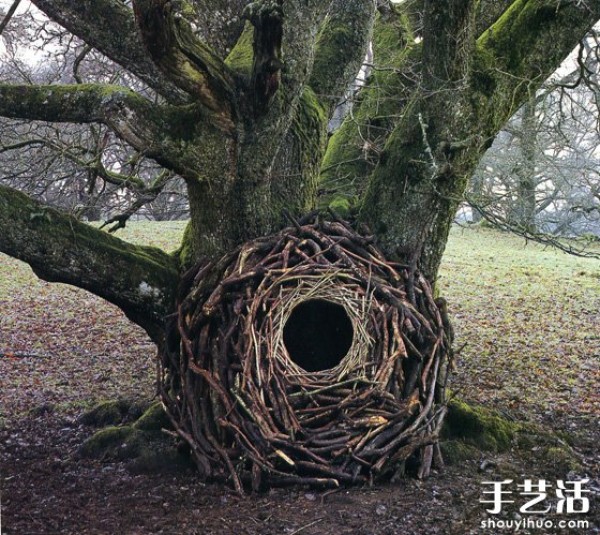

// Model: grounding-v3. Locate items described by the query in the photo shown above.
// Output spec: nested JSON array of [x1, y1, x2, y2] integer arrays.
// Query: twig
[[289, 518, 324, 535]]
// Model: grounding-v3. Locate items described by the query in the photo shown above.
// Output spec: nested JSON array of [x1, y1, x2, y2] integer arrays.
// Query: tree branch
[[325, 0, 600, 279], [100, 170, 175, 232], [0, 83, 153, 128], [0, 184, 180, 342], [309, 0, 376, 113], [318, 3, 420, 210], [30, 0, 188, 103], [0, 81, 251, 188], [475, 0, 600, 130], [465, 198, 600, 260], [132, 0, 236, 130], [0, 83, 190, 177], [0, 0, 22, 37]]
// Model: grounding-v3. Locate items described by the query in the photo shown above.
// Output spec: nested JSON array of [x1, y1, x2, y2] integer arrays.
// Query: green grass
[[103, 220, 187, 252], [439, 225, 600, 431]]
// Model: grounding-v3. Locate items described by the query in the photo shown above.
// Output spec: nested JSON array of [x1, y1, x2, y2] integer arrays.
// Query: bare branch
[[0, 0, 22, 37], [465, 198, 600, 260], [30, 0, 188, 103], [0, 83, 201, 180], [100, 171, 174, 232]]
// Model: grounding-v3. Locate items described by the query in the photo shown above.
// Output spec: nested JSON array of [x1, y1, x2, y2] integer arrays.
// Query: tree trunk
[[511, 97, 538, 233], [324, 0, 600, 278], [469, 171, 485, 224]]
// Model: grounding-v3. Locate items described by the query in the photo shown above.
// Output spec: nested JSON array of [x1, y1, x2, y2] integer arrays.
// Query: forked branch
[[132, 0, 236, 130]]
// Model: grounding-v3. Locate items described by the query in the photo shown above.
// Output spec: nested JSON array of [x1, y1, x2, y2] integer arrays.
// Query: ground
[[1, 223, 599, 535]]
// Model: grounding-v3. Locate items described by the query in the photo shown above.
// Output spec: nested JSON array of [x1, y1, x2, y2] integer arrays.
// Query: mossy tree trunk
[[0, 0, 598, 341], [323, 0, 600, 279]]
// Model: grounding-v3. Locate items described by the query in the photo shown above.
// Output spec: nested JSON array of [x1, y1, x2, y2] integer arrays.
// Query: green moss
[[133, 402, 171, 432], [225, 22, 255, 79], [272, 86, 328, 215], [293, 87, 327, 146], [80, 399, 150, 427], [310, 23, 356, 92], [80, 400, 130, 427], [79, 418, 192, 474], [79, 425, 143, 459], [318, 10, 420, 209], [472, 0, 587, 135], [371, 9, 413, 64], [0, 183, 179, 332], [541, 446, 581, 473], [79, 400, 177, 466], [0, 83, 148, 124], [477, 0, 556, 74], [440, 440, 481, 465], [442, 400, 583, 474], [443, 399, 520, 452], [176, 220, 195, 270], [328, 197, 353, 219]]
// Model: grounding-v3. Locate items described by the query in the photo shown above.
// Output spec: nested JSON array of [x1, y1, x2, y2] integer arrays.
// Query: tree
[[1, 0, 599, 486], [466, 28, 600, 243], [0, 4, 188, 225]]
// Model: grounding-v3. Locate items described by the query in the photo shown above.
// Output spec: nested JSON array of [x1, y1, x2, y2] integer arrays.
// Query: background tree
[[466, 28, 600, 244], [0, 3, 189, 225]]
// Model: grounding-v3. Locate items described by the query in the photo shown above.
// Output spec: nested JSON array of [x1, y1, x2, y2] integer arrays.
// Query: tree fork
[[132, 0, 237, 130]]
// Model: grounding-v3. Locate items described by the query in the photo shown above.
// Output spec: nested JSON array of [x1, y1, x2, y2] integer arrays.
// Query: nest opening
[[282, 298, 354, 372]]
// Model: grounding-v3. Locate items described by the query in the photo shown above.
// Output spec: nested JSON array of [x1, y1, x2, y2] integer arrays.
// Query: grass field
[[440, 226, 600, 432]]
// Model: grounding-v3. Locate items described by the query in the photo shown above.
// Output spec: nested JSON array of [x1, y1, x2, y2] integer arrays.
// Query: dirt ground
[[1, 406, 598, 535]]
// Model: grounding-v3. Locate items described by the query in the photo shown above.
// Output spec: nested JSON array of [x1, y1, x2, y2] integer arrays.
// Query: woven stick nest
[[162, 216, 451, 492]]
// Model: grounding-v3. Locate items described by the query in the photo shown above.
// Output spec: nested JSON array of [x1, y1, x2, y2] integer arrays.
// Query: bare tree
[[467, 30, 600, 247]]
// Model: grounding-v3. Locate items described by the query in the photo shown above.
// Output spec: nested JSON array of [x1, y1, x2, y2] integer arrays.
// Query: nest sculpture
[[161, 217, 452, 492]]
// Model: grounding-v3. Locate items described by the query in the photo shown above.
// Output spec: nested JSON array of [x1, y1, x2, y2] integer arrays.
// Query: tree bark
[[323, 0, 600, 279], [132, 0, 236, 128]]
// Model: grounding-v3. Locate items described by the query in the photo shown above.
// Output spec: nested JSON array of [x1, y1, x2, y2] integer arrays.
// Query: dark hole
[[282, 299, 354, 372]]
